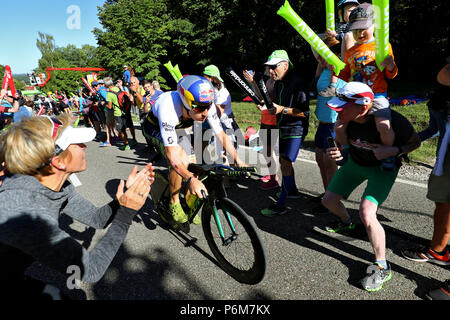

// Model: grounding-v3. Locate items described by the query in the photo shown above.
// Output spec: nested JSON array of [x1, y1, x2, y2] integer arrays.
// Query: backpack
[[114, 91, 132, 113]]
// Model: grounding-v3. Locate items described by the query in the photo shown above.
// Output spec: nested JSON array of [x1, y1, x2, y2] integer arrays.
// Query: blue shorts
[[278, 125, 304, 163], [314, 122, 335, 149], [279, 137, 303, 163]]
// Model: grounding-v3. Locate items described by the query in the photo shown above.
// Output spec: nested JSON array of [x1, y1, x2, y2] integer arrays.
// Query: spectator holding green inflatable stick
[[277, 0, 346, 77], [320, 0, 359, 97]]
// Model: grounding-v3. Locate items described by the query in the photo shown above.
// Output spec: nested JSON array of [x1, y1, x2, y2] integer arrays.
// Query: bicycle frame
[[187, 166, 238, 246]]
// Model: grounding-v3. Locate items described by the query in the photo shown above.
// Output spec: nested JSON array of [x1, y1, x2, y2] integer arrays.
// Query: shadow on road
[[226, 172, 443, 298]]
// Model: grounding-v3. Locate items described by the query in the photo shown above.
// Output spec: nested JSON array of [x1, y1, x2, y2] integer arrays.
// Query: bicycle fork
[[212, 200, 237, 246]]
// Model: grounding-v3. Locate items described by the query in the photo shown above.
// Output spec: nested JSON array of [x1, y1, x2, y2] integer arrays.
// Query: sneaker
[[119, 144, 131, 151], [169, 203, 188, 224], [260, 179, 279, 190], [360, 263, 392, 292], [260, 174, 278, 183], [426, 280, 450, 300], [325, 218, 355, 233], [381, 156, 396, 171], [276, 189, 302, 199], [319, 85, 336, 97], [261, 203, 287, 217], [129, 139, 138, 147], [192, 214, 202, 225], [401, 246, 450, 266], [100, 142, 112, 147]]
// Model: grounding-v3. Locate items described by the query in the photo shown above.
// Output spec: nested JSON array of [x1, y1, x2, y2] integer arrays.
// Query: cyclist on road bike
[[142, 75, 247, 225]]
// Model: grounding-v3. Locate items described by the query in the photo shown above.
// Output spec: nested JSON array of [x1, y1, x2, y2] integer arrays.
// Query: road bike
[[149, 164, 266, 285]]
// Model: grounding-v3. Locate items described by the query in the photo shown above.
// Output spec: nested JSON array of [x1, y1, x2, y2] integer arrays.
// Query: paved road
[[27, 126, 448, 301]]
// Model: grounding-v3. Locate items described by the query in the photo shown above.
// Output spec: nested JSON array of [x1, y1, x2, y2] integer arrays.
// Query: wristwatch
[[282, 107, 289, 115]]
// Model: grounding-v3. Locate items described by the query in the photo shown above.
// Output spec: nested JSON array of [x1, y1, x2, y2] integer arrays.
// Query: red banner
[[2, 65, 17, 97]]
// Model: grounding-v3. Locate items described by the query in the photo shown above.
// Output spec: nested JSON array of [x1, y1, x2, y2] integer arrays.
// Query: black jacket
[[273, 69, 310, 136]]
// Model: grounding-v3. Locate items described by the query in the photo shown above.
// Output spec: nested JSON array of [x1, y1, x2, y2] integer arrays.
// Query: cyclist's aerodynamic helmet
[[177, 75, 215, 111]]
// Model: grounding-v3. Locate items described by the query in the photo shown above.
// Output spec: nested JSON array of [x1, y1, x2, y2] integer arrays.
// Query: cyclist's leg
[[169, 146, 190, 204], [142, 120, 188, 223]]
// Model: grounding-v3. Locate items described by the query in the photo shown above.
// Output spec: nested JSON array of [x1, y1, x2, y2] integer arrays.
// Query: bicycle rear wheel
[[202, 198, 266, 285]]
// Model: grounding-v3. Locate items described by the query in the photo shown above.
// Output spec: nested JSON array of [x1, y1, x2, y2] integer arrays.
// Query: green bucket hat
[[203, 65, 224, 82], [265, 50, 294, 69]]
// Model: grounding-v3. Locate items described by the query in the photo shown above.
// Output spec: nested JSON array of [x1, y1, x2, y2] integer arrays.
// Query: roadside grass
[[231, 99, 437, 165]]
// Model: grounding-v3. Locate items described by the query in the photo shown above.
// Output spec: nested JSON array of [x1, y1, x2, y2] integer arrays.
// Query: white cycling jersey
[[151, 91, 223, 147]]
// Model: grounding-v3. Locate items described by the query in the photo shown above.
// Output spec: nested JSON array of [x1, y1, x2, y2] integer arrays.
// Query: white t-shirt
[[215, 84, 232, 116], [152, 91, 223, 147]]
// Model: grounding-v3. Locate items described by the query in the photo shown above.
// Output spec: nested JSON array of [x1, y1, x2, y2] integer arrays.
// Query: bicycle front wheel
[[202, 198, 266, 285]]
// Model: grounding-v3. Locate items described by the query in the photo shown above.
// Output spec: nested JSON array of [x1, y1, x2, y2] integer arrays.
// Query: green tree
[[35, 33, 103, 93]]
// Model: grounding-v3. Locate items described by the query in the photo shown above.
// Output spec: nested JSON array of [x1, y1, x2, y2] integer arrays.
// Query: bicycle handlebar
[[223, 170, 251, 178], [188, 164, 257, 177]]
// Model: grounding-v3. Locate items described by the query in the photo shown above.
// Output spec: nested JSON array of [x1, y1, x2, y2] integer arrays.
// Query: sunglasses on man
[[268, 63, 281, 70], [191, 102, 212, 113]]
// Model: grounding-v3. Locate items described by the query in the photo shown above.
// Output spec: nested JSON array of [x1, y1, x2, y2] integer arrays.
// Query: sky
[[1, 0, 106, 74]]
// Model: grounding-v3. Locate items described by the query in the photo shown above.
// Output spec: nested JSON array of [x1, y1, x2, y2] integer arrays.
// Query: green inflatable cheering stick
[[164, 61, 183, 83], [277, 0, 346, 76], [373, 0, 390, 71], [325, 0, 335, 32]]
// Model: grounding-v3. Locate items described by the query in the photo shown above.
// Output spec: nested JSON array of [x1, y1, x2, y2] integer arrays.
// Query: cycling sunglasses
[[191, 102, 212, 113]]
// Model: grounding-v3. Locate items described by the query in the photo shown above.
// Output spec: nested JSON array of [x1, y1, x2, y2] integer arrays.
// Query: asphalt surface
[[26, 125, 448, 301]]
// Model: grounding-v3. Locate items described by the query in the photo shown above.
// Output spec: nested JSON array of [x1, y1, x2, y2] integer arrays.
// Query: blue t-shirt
[[123, 70, 131, 83], [315, 68, 346, 123]]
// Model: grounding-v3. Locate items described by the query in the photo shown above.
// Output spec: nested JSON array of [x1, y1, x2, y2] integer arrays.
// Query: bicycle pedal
[[180, 222, 191, 234]]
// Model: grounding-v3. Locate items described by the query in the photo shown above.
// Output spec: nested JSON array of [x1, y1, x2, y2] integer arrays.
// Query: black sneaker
[[325, 219, 355, 233], [401, 246, 450, 266], [426, 280, 450, 300]]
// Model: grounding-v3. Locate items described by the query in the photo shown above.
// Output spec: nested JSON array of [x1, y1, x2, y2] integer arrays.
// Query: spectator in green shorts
[[321, 82, 421, 292]]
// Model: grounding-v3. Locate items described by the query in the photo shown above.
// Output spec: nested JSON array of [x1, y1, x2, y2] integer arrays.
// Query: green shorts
[[327, 156, 399, 206]]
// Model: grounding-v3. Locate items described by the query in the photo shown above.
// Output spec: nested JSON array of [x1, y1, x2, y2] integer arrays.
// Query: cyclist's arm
[[216, 131, 245, 167], [207, 106, 245, 167], [165, 146, 194, 181]]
